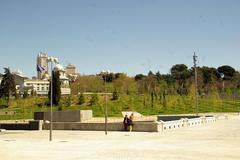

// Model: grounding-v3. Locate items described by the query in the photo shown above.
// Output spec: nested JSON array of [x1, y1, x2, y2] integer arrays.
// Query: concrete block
[[34, 110, 93, 122]]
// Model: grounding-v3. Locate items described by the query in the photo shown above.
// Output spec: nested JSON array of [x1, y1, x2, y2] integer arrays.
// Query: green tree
[[138, 74, 158, 107], [200, 66, 218, 94], [23, 90, 28, 99], [48, 71, 61, 106], [0, 68, 16, 102], [134, 74, 145, 81], [31, 89, 37, 97], [89, 94, 98, 106], [217, 65, 236, 80], [201, 66, 218, 84], [66, 95, 73, 107], [78, 93, 85, 105], [112, 89, 119, 100], [170, 64, 191, 95]]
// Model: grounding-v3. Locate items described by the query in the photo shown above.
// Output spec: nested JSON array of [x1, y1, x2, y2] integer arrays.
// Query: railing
[[157, 116, 216, 132]]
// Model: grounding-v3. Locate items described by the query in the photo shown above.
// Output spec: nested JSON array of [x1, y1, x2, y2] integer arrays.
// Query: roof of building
[[54, 64, 65, 71], [66, 63, 76, 68]]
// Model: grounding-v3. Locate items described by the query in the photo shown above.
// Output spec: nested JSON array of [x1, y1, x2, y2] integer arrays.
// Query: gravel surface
[[0, 117, 240, 160]]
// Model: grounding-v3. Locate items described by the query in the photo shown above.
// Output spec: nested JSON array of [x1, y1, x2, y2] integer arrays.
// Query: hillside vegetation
[[1, 64, 240, 120]]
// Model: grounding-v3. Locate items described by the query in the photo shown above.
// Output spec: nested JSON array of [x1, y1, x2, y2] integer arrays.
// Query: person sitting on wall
[[123, 115, 129, 131], [128, 113, 134, 132]]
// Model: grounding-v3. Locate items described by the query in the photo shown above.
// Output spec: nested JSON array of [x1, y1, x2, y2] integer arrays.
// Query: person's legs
[[124, 124, 128, 131]]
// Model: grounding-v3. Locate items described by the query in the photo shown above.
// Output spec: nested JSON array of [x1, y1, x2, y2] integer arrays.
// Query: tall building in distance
[[37, 52, 48, 79], [65, 63, 76, 76]]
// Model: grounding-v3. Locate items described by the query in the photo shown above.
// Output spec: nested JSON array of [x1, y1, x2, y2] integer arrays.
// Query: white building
[[24, 79, 49, 95], [54, 64, 71, 95], [24, 79, 70, 96]]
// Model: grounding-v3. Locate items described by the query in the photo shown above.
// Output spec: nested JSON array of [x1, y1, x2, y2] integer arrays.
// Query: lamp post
[[102, 70, 109, 135], [219, 73, 225, 112], [47, 56, 59, 141], [220, 73, 225, 92], [193, 53, 199, 116]]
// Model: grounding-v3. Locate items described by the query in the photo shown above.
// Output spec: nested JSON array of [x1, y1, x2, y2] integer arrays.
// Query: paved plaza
[[0, 117, 240, 160]]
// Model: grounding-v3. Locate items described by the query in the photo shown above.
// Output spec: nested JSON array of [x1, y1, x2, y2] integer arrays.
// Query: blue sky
[[0, 0, 240, 77]]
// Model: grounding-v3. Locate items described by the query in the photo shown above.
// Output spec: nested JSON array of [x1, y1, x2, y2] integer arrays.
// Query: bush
[[23, 90, 28, 99], [78, 93, 85, 105], [89, 94, 98, 106], [112, 89, 119, 100], [58, 106, 62, 111], [66, 95, 74, 107]]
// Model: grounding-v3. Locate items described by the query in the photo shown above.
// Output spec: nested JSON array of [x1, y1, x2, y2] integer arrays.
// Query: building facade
[[65, 64, 76, 76], [37, 52, 48, 80], [24, 79, 49, 95]]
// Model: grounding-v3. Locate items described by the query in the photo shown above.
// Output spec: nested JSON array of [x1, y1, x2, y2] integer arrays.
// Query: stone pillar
[[157, 120, 164, 132]]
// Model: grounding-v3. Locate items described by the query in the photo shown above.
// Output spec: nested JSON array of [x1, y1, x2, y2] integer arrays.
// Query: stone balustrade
[[157, 116, 217, 132]]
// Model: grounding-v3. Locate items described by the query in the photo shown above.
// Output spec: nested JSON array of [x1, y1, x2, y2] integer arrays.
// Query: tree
[[66, 95, 73, 107], [148, 71, 154, 76], [112, 89, 119, 100], [171, 64, 191, 80], [89, 94, 98, 106], [170, 64, 191, 95], [217, 65, 236, 80], [134, 74, 145, 81], [23, 90, 28, 99], [138, 74, 158, 107], [78, 92, 85, 105], [48, 71, 61, 106], [31, 89, 37, 97], [0, 68, 16, 101], [101, 72, 115, 83], [71, 75, 103, 94], [201, 66, 218, 84], [113, 75, 137, 94]]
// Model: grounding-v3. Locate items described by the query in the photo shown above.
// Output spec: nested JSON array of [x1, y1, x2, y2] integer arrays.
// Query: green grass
[[0, 95, 240, 120]]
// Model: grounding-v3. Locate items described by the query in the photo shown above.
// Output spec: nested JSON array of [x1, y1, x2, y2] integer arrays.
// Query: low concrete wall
[[0, 121, 41, 130], [34, 110, 92, 122], [43, 121, 159, 132]]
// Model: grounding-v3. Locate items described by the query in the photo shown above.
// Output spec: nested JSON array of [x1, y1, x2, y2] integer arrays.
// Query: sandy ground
[[0, 118, 240, 160]]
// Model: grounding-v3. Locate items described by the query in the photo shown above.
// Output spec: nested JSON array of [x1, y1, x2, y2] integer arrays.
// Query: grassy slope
[[0, 95, 240, 120]]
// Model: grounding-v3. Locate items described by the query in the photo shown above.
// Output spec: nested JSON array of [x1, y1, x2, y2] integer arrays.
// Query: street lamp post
[[102, 70, 109, 135], [193, 53, 199, 116], [104, 75, 107, 135], [219, 73, 225, 92], [47, 57, 59, 141], [50, 61, 53, 141]]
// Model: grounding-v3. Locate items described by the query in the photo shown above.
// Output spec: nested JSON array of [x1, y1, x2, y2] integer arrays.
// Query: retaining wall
[[34, 110, 92, 122], [0, 121, 42, 130], [43, 121, 158, 132]]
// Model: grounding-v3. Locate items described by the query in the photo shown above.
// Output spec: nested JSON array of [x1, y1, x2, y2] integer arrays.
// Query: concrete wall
[[43, 121, 159, 132], [0, 121, 41, 130], [34, 110, 92, 122], [79, 110, 93, 121]]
